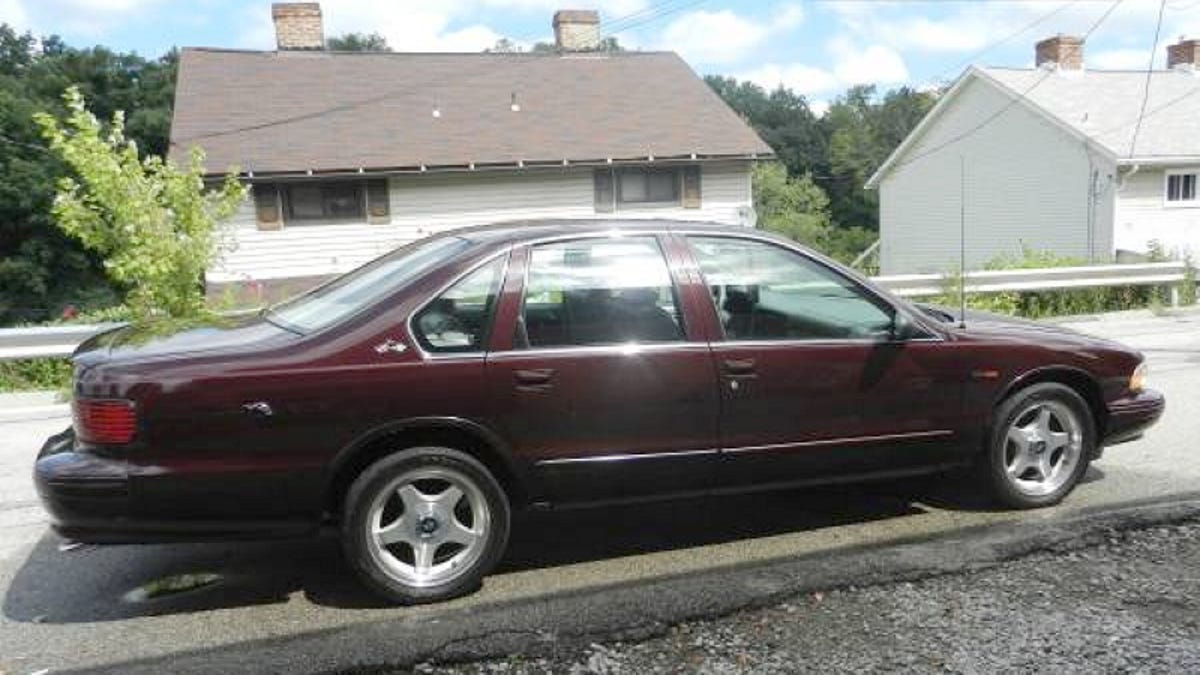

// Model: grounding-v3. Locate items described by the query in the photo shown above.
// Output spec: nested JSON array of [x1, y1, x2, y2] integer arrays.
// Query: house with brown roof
[[169, 3, 771, 294]]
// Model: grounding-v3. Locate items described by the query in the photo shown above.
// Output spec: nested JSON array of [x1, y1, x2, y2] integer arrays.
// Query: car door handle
[[514, 368, 555, 391], [721, 358, 757, 377]]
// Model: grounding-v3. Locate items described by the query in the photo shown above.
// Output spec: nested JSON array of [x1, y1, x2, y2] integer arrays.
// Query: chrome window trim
[[406, 247, 513, 361], [488, 341, 712, 360]]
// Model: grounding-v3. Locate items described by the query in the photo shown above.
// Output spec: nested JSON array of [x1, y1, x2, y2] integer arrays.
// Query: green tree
[[487, 36, 624, 53], [823, 85, 936, 229], [35, 87, 246, 320], [0, 24, 177, 325], [753, 162, 832, 247], [326, 32, 391, 52], [705, 75, 827, 180]]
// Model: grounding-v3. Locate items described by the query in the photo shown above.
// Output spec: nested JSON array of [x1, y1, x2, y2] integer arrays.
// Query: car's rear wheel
[[342, 446, 510, 604], [984, 383, 1095, 509]]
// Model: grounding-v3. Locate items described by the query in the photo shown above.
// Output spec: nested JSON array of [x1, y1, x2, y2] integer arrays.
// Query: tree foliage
[[35, 87, 246, 320], [752, 162, 876, 266], [0, 24, 176, 324], [326, 32, 391, 52], [706, 77, 936, 233], [487, 36, 623, 53]]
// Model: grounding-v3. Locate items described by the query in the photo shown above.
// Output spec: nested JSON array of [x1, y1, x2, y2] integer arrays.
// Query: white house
[[868, 35, 1200, 274], [169, 4, 771, 297]]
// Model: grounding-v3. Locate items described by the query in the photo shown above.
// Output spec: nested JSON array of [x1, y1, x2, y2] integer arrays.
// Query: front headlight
[[1129, 362, 1147, 393]]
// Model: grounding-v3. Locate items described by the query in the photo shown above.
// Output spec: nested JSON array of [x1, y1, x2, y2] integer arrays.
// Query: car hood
[[72, 312, 300, 369], [914, 304, 1126, 350]]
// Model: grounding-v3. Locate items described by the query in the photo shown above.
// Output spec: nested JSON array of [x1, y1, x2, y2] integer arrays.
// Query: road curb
[[0, 404, 69, 423], [94, 494, 1200, 675]]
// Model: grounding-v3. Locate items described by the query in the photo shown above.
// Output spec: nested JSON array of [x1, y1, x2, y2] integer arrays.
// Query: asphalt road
[[0, 307, 1197, 674]]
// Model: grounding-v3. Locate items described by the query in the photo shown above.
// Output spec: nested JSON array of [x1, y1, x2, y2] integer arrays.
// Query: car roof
[[451, 218, 764, 247]]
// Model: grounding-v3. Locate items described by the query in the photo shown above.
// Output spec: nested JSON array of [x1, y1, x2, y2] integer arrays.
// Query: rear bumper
[[1103, 388, 1165, 447], [33, 429, 315, 544]]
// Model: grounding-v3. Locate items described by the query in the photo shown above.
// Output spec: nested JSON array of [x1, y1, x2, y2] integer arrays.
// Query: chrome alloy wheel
[[1003, 400, 1083, 497], [364, 466, 491, 589]]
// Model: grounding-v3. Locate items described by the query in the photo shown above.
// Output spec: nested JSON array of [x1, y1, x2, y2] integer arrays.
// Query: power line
[[1129, 0, 1168, 158], [931, 0, 1083, 84]]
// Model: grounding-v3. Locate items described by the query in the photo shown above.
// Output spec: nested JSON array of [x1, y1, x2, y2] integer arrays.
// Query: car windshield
[[264, 235, 472, 334]]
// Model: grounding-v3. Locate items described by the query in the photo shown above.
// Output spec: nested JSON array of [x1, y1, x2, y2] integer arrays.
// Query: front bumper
[[33, 428, 315, 543], [1103, 388, 1165, 447]]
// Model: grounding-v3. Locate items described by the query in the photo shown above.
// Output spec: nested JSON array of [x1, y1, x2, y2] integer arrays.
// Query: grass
[[0, 358, 73, 393]]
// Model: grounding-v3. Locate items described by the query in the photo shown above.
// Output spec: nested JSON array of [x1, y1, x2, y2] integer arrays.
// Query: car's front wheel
[[985, 383, 1095, 509], [342, 446, 510, 604]]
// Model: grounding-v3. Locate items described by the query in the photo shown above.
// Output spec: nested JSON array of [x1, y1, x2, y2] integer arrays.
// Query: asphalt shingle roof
[[169, 48, 772, 175], [980, 66, 1200, 160]]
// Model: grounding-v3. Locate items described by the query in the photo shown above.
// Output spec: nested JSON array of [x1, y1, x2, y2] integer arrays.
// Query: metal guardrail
[[873, 262, 1189, 299], [0, 323, 120, 361], [0, 262, 1189, 362]]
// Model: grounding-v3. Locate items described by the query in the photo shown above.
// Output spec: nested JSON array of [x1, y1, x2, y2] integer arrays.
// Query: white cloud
[[830, 39, 909, 86], [0, 0, 29, 29], [737, 62, 838, 96], [655, 4, 803, 66], [737, 36, 908, 97]]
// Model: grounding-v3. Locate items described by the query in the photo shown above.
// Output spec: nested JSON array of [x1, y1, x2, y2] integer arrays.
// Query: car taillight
[[73, 398, 137, 444]]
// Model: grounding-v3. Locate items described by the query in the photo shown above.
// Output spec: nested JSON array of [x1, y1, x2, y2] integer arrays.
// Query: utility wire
[[1129, 0, 1168, 158], [931, 0, 1083, 84], [890, 0, 1127, 173]]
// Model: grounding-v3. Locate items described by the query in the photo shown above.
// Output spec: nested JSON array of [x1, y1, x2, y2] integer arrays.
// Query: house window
[[592, 165, 701, 212], [283, 182, 365, 223], [618, 167, 679, 204], [1166, 173, 1197, 205]]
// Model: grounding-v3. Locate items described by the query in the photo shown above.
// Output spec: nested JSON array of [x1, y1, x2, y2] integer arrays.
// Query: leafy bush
[[0, 358, 72, 392], [753, 162, 876, 267], [935, 244, 1192, 319], [34, 86, 247, 321]]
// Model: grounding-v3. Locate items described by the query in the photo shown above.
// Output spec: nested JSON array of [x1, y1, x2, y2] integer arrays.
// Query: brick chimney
[[272, 2, 324, 51], [553, 9, 600, 51], [1167, 38, 1199, 71], [1036, 35, 1084, 70]]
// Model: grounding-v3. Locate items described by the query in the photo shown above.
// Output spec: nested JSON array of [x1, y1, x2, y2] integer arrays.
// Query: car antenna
[[959, 155, 967, 329]]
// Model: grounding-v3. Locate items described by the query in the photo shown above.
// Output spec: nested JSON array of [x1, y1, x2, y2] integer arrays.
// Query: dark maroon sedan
[[35, 220, 1163, 603]]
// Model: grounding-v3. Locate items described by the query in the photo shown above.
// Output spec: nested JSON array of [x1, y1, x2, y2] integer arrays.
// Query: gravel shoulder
[[422, 519, 1200, 674]]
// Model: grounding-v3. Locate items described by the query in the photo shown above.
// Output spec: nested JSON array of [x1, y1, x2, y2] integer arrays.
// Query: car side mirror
[[890, 312, 924, 341]]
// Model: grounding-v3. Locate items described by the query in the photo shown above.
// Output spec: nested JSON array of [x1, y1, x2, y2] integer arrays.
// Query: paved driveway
[[1, 308, 1198, 674]]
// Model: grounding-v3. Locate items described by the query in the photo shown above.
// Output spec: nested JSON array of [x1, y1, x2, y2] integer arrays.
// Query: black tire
[[983, 382, 1096, 509], [342, 446, 511, 604]]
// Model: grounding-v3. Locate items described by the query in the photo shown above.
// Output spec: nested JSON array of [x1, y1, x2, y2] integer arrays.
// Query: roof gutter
[[202, 152, 773, 180], [1115, 156, 1200, 167]]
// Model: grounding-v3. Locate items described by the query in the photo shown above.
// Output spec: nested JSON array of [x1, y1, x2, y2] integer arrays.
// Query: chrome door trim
[[723, 429, 955, 455], [535, 448, 719, 466]]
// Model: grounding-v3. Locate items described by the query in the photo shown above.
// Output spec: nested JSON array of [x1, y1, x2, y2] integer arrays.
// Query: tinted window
[[688, 236, 893, 341], [283, 182, 365, 223], [519, 237, 684, 348], [413, 257, 505, 353], [267, 236, 471, 334]]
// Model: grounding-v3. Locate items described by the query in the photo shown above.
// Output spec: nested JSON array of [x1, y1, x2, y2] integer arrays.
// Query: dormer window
[[1166, 171, 1197, 206]]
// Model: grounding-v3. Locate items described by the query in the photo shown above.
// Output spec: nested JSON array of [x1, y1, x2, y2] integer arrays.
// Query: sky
[[2, 0, 1199, 112]]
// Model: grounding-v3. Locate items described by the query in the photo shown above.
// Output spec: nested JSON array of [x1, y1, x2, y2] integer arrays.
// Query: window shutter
[[366, 179, 391, 224], [594, 169, 615, 213], [253, 184, 281, 231], [682, 165, 702, 209]]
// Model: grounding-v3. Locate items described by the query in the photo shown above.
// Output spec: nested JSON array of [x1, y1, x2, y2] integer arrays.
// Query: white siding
[[879, 77, 1117, 274], [210, 161, 752, 283], [1113, 166, 1200, 258]]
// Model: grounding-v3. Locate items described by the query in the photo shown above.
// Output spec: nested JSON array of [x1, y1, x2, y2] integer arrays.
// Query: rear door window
[[518, 237, 684, 348]]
